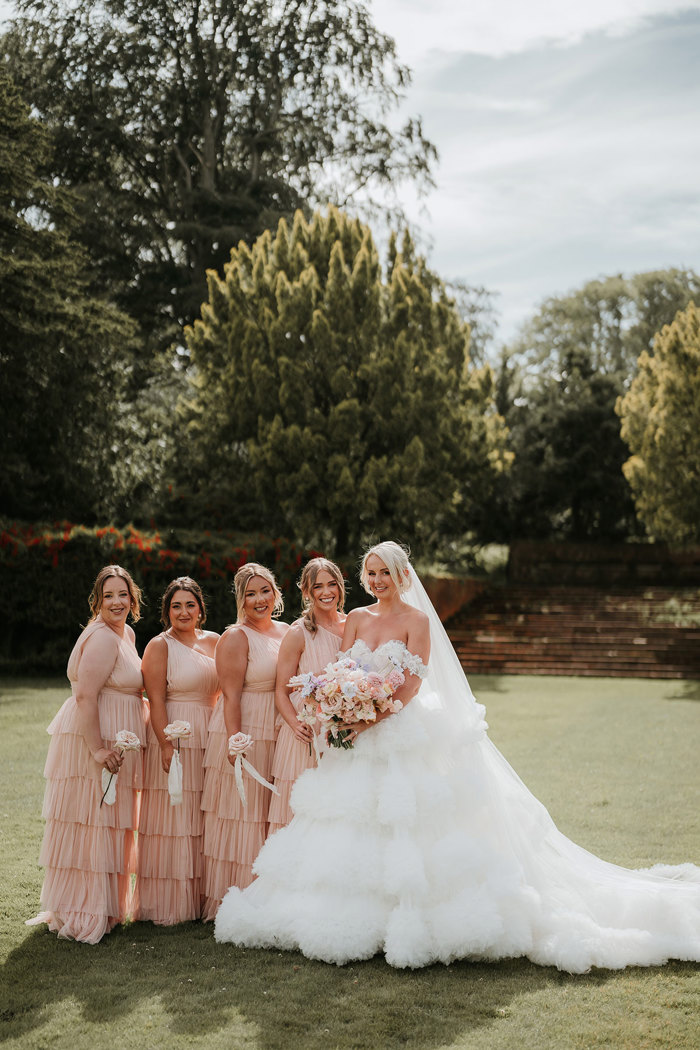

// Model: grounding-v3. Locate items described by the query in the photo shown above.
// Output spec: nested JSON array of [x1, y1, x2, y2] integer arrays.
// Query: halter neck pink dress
[[201, 623, 285, 920], [135, 633, 220, 924], [28, 618, 146, 943], [268, 622, 342, 834]]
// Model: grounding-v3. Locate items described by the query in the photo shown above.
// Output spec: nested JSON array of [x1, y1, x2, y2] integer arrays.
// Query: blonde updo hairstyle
[[161, 576, 207, 629], [299, 558, 346, 634], [360, 541, 412, 596], [89, 564, 143, 623], [233, 563, 284, 623]]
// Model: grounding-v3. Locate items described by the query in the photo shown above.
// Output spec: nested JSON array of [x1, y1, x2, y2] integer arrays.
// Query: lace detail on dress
[[345, 639, 428, 680]]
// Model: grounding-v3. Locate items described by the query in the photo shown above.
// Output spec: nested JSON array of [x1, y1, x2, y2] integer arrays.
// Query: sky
[[370, 0, 700, 340]]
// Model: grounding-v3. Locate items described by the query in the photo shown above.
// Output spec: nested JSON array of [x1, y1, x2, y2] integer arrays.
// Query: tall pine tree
[[179, 208, 510, 555]]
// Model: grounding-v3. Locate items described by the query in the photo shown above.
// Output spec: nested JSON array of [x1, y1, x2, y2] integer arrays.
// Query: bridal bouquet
[[100, 729, 142, 806], [291, 656, 405, 750]]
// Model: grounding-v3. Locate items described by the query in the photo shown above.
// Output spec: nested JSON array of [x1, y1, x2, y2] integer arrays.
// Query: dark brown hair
[[160, 576, 207, 629]]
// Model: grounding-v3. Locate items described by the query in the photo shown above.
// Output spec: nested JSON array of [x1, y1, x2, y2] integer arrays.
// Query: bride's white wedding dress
[[215, 572, 700, 972]]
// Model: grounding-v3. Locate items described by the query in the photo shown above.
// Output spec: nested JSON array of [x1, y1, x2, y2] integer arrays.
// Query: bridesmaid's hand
[[160, 742, 175, 774], [291, 722, 313, 745], [94, 747, 124, 774]]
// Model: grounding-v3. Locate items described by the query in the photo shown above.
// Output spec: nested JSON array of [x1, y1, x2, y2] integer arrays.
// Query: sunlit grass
[[1, 675, 699, 1050]]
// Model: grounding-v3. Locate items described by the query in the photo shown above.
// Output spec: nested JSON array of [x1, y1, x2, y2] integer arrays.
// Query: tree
[[0, 65, 136, 523], [490, 270, 700, 541], [617, 302, 700, 544], [4, 0, 436, 355], [176, 207, 510, 555]]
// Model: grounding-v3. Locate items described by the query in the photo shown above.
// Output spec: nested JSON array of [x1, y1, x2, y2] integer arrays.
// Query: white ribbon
[[101, 768, 117, 806], [232, 754, 279, 807], [228, 733, 279, 807], [168, 749, 184, 805]]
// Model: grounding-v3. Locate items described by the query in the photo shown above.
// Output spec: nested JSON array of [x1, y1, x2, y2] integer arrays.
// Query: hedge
[[0, 520, 354, 673]]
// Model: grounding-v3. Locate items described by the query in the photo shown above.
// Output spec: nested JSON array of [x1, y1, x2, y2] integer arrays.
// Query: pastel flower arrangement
[[290, 656, 405, 750]]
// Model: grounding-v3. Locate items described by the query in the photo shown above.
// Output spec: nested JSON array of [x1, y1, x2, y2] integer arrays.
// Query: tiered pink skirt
[[29, 691, 147, 944], [200, 695, 275, 920], [268, 723, 317, 834], [134, 701, 213, 924]]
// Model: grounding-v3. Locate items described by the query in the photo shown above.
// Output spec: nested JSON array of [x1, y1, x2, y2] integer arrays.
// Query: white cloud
[[370, 0, 700, 60]]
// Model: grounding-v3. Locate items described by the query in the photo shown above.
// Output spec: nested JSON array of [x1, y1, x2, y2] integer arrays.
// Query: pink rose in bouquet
[[292, 656, 405, 750]]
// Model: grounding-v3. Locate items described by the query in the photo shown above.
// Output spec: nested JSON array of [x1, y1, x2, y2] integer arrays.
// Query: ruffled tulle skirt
[[215, 694, 700, 971], [134, 701, 213, 924], [200, 695, 275, 920], [267, 722, 317, 833], [28, 690, 147, 944]]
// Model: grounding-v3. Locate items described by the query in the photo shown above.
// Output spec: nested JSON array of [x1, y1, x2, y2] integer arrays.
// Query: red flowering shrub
[[0, 520, 332, 672]]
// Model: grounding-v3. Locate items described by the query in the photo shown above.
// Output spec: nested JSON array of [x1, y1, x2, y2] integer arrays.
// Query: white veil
[[403, 562, 700, 971]]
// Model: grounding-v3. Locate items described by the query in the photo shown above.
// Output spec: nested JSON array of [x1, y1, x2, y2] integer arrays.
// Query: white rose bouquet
[[100, 729, 142, 807], [163, 721, 192, 805]]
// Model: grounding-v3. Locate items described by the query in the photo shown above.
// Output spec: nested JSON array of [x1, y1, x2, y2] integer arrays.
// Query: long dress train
[[134, 634, 219, 924], [267, 624, 341, 834], [28, 619, 147, 943], [200, 624, 282, 919], [215, 572, 700, 972]]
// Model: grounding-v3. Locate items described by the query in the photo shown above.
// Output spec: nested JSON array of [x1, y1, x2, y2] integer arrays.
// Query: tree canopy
[[5, 0, 436, 354], [489, 270, 700, 541], [177, 207, 510, 555], [0, 66, 135, 523], [617, 301, 700, 544]]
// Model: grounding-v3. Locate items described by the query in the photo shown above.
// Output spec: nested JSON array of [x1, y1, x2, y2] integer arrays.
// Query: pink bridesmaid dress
[[267, 624, 342, 834], [200, 625, 282, 920], [29, 618, 146, 943], [135, 634, 220, 924]]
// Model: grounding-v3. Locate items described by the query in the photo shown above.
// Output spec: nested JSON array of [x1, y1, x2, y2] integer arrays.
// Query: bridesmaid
[[201, 563, 288, 919], [135, 577, 220, 925], [268, 558, 346, 833], [27, 565, 147, 944]]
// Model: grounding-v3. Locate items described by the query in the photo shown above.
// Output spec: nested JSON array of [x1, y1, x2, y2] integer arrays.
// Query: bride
[[215, 541, 700, 972]]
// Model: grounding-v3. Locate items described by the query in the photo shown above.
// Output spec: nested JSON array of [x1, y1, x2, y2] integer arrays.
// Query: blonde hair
[[359, 541, 412, 596], [299, 558, 345, 634], [233, 563, 284, 623], [89, 565, 142, 623]]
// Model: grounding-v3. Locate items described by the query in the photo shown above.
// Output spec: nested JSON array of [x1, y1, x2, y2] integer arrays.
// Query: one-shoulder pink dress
[[201, 624, 283, 920], [29, 618, 146, 943], [268, 623, 342, 834], [135, 633, 220, 924]]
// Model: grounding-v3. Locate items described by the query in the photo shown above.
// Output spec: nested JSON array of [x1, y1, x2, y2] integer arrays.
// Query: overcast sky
[[3, 1, 699, 343], [370, 0, 700, 340]]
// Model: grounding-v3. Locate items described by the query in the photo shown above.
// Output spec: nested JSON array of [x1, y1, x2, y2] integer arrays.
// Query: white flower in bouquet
[[295, 656, 405, 750]]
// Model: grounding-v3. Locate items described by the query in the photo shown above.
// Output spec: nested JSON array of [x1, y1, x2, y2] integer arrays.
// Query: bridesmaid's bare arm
[[142, 635, 173, 773], [74, 629, 123, 773], [275, 622, 312, 743], [215, 628, 249, 766]]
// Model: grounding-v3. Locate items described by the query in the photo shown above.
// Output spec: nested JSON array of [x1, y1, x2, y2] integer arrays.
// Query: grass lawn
[[1, 674, 699, 1050]]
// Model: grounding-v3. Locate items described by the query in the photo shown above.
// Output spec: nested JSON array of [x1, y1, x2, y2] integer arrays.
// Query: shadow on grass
[[666, 680, 700, 701], [1, 920, 674, 1050]]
